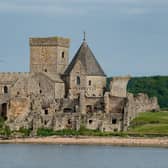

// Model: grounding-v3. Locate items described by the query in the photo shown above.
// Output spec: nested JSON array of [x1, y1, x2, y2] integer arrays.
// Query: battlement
[[0, 72, 30, 83], [0, 72, 30, 76], [29, 36, 70, 48]]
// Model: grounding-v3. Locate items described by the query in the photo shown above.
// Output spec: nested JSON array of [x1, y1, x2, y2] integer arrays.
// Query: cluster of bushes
[[107, 76, 168, 108], [37, 126, 127, 137], [0, 118, 31, 137], [0, 117, 11, 137]]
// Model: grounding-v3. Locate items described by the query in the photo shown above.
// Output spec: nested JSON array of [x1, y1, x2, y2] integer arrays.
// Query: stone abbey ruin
[[0, 36, 160, 133]]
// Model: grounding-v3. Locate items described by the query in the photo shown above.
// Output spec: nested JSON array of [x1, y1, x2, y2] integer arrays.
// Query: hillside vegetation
[[107, 76, 168, 108], [128, 111, 168, 135]]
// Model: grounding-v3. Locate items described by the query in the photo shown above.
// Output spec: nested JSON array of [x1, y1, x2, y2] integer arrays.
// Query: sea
[[0, 144, 168, 168]]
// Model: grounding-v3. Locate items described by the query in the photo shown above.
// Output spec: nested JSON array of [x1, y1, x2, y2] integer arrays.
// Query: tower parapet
[[29, 37, 70, 48], [30, 36, 70, 74]]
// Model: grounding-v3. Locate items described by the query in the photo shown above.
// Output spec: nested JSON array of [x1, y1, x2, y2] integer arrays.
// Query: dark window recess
[[88, 80, 91, 86], [112, 118, 117, 124], [89, 120, 93, 124], [40, 90, 42, 94], [17, 91, 20, 95], [44, 69, 47, 72], [94, 106, 97, 111], [44, 120, 47, 125], [77, 76, 80, 85], [74, 106, 76, 113], [68, 119, 71, 125], [1, 103, 7, 120], [63, 108, 73, 113], [4, 86, 8, 94], [86, 105, 92, 113], [44, 109, 48, 115], [61, 52, 65, 58]]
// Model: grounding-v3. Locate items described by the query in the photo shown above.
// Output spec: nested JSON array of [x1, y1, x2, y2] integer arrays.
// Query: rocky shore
[[0, 136, 168, 147]]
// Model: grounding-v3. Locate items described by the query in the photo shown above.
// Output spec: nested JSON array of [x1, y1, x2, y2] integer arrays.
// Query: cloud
[[0, 1, 95, 15], [124, 7, 149, 15], [0, 0, 167, 15]]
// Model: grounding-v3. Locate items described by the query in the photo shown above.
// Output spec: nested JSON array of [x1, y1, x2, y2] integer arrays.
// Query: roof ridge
[[64, 42, 106, 76]]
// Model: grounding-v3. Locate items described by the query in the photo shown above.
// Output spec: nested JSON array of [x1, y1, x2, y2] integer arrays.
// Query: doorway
[[1, 103, 7, 120]]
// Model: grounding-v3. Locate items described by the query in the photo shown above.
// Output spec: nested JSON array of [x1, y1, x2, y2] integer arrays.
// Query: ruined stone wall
[[10, 74, 39, 97], [8, 97, 30, 121], [85, 96, 104, 113], [108, 96, 126, 113], [0, 72, 29, 96], [83, 113, 123, 132], [110, 76, 130, 98], [2, 72, 65, 127], [86, 76, 106, 97], [30, 37, 70, 74], [125, 93, 160, 128]]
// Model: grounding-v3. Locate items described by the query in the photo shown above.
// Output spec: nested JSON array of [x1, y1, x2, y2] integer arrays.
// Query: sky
[[0, 0, 168, 77]]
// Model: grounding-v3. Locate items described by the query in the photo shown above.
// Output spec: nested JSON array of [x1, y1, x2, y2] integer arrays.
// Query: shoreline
[[0, 136, 168, 147]]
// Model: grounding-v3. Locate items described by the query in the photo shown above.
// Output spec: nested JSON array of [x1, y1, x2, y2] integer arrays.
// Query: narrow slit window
[[77, 76, 80, 85], [61, 52, 65, 59], [45, 109, 48, 115]]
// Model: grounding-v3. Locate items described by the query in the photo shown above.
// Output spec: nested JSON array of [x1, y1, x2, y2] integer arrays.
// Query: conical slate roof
[[64, 41, 106, 76]]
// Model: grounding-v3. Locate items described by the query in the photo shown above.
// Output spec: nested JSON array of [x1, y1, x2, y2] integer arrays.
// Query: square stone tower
[[29, 37, 70, 74]]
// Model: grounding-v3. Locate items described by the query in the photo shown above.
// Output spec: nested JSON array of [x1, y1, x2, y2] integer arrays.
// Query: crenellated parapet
[[0, 72, 30, 84], [29, 37, 70, 48]]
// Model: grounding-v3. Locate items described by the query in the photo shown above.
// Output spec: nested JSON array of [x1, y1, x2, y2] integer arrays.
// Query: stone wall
[[30, 37, 70, 74], [124, 93, 160, 129], [0, 73, 29, 96], [67, 60, 106, 98], [110, 76, 130, 98], [86, 76, 106, 97]]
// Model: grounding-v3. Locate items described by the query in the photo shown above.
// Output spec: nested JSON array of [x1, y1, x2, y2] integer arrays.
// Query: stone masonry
[[0, 36, 160, 134]]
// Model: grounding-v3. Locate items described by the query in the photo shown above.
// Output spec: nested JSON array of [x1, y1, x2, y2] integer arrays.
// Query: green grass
[[128, 111, 168, 134], [37, 112, 168, 137], [37, 127, 127, 137]]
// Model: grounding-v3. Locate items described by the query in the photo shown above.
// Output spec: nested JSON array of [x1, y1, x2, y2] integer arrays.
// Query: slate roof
[[64, 41, 106, 76]]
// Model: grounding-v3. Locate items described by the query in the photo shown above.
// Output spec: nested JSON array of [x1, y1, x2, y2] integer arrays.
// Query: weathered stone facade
[[0, 36, 160, 133]]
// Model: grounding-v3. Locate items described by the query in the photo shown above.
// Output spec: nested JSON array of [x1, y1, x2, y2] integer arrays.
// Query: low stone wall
[[125, 93, 160, 127]]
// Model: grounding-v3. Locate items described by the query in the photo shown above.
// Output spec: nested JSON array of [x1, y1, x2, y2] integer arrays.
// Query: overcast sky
[[0, 0, 167, 77]]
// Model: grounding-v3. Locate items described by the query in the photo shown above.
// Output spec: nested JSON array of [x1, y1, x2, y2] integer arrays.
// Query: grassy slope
[[128, 112, 168, 134]]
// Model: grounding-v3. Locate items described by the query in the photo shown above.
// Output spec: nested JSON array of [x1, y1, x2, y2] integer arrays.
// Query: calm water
[[0, 144, 168, 168]]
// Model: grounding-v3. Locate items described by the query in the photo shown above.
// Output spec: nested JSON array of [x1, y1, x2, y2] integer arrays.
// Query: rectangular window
[[112, 118, 117, 124]]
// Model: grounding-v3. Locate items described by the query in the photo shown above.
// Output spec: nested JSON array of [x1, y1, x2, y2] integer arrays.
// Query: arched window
[[4, 86, 8, 94], [77, 76, 80, 85], [61, 52, 65, 59], [88, 80, 91, 86]]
